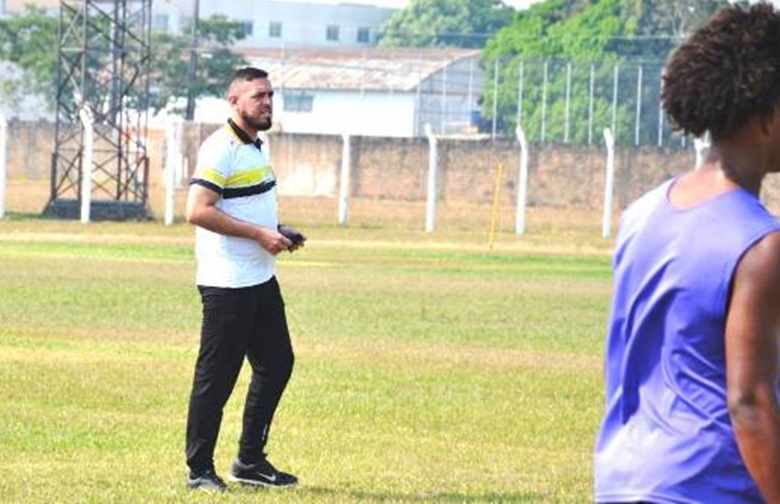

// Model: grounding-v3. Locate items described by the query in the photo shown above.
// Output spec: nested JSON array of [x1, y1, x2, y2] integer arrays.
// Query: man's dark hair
[[232, 67, 268, 83], [661, 3, 780, 141], [227, 67, 269, 98]]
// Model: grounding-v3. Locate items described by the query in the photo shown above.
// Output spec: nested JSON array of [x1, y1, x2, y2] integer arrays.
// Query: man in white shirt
[[184, 67, 304, 492]]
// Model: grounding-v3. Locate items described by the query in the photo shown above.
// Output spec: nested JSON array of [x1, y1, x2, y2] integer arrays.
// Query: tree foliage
[[0, 7, 59, 113], [480, 0, 730, 143], [0, 8, 247, 118], [377, 0, 515, 48], [151, 15, 248, 115]]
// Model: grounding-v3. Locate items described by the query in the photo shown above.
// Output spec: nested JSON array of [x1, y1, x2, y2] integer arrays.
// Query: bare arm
[[185, 183, 292, 256], [727, 231, 780, 503]]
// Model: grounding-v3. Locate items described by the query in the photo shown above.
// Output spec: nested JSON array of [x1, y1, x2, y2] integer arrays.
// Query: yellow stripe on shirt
[[225, 166, 274, 188], [194, 168, 227, 188]]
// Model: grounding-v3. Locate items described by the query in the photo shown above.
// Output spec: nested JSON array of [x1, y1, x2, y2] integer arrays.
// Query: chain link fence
[[478, 56, 687, 149]]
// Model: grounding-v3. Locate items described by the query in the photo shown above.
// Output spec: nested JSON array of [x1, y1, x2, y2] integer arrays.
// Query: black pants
[[185, 277, 294, 474]]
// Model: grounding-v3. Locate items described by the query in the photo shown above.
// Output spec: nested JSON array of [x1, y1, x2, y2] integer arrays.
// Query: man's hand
[[256, 227, 293, 256], [278, 224, 306, 253]]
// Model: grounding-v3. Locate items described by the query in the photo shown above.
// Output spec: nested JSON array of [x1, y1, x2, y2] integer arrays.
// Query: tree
[[0, 8, 247, 118], [0, 7, 59, 113], [649, 0, 733, 42], [377, 0, 515, 48], [480, 0, 728, 143], [150, 15, 248, 116]]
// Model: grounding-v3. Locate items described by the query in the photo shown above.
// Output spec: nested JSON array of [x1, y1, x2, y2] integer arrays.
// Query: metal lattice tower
[[45, 0, 152, 220]]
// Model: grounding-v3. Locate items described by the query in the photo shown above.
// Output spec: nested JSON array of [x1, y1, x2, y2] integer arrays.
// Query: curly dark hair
[[661, 3, 780, 141]]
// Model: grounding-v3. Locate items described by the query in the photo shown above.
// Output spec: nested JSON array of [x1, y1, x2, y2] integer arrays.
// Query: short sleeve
[[190, 133, 232, 195]]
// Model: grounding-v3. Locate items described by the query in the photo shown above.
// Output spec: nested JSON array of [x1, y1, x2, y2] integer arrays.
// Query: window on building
[[326, 25, 339, 42], [241, 21, 254, 37], [357, 27, 370, 44], [284, 93, 314, 113], [269, 21, 282, 38]]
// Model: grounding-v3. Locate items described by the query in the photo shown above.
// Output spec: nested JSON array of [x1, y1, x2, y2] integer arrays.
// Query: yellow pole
[[488, 162, 505, 250]]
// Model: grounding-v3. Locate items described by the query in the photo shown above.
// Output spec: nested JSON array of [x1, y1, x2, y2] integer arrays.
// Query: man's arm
[[185, 183, 292, 256], [726, 231, 780, 503]]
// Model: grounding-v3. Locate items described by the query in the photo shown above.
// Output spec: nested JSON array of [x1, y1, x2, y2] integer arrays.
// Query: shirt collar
[[227, 119, 263, 151]]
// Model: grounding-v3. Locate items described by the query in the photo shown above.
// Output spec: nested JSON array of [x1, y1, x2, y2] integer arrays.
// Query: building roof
[[235, 46, 481, 92]]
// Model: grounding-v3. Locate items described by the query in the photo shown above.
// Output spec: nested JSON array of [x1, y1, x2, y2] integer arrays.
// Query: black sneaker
[[228, 457, 298, 488], [187, 469, 229, 492]]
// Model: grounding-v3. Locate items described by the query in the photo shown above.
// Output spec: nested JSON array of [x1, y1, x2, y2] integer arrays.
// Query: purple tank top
[[594, 178, 780, 503]]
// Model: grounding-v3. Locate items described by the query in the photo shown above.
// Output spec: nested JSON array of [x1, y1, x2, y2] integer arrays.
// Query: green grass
[[0, 216, 613, 503]]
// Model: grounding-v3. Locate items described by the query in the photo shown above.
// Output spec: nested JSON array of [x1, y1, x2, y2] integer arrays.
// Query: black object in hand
[[278, 225, 306, 246]]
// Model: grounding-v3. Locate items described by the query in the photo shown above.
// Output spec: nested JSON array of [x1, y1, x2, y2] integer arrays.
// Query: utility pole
[[185, 0, 200, 120]]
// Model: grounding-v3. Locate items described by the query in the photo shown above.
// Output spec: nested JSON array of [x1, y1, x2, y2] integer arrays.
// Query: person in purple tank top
[[594, 4, 780, 503]]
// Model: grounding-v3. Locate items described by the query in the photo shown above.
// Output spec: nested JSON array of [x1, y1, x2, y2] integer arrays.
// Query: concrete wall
[[7, 120, 780, 214], [264, 134, 714, 212], [7, 121, 54, 181]]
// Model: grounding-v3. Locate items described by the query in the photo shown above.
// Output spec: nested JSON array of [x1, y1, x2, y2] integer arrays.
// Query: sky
[[280, 0, 546, 9]]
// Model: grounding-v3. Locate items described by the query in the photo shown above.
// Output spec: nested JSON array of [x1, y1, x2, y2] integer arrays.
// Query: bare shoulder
[[736, 231, 780, 294], [726, 230, 780, 369]]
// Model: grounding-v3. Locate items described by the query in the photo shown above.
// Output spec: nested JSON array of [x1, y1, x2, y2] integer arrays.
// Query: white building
[[153, 0, 396, 48], [1, 0, 396, 48], [184, 47, 484, 138], [231, 46, 484, 138]]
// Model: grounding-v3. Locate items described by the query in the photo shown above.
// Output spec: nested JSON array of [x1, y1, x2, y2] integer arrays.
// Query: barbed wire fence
[[405, 53, 683, 149], [485, 57, 679, 148]]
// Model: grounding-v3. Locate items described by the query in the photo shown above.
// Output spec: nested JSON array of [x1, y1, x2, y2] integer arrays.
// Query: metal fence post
[[515, 126, 529, 235], [635, 65, 643, 146], [602, 128, 616, 238], [491, 59, 499, 140], [564, 61, 572, 143], [0, 110, 6, 219], [658, 75, 665, 147], [588, 62, 595, 145], [164, 118, 182, 226], [79, 105, 94, 224], [441, 64, 447, 134], [339, 134, 351, 226], [516, 60, 524, 129], [425, 123, 438, 233], [611, 65, 619, 144], [541, 60, 548, 143]]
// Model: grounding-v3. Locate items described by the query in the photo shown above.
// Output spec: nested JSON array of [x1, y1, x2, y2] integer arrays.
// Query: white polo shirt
[[190, 121, 278, 288]]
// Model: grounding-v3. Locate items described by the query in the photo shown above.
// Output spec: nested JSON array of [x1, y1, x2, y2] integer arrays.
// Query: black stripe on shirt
[[222, 179, 277, 199], [190, 178, 223, 195]]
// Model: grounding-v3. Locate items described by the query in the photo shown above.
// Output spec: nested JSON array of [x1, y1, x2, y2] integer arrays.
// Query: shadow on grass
[[287, 485, 547, 503]]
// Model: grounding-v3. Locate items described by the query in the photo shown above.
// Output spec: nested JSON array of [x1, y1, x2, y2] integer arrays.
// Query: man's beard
[[243, 112, 272, 132]]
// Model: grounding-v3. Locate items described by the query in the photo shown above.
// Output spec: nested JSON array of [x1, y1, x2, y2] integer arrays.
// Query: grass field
[[0, 189, 615, 503]]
